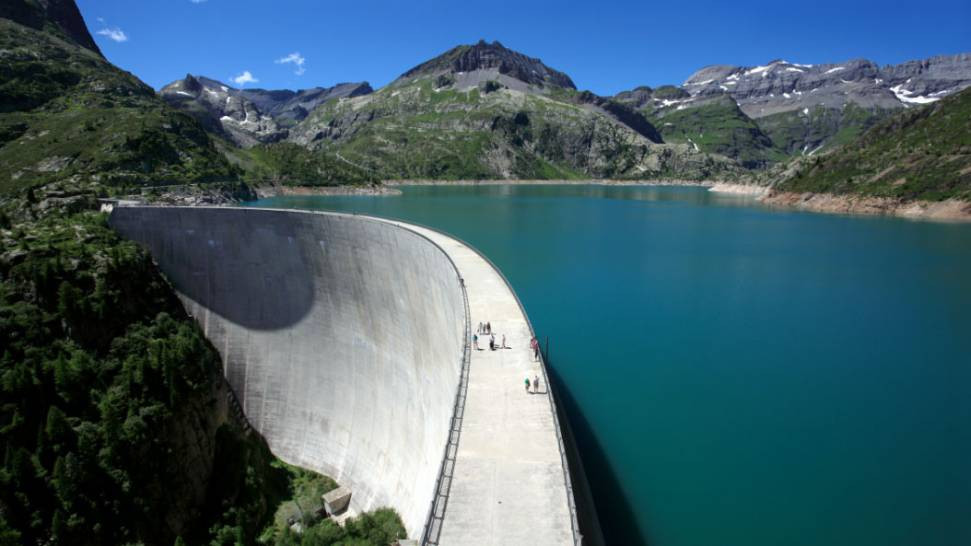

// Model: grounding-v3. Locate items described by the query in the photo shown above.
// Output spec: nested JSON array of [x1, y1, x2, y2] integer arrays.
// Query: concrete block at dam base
[[323, 486, 352, 515]]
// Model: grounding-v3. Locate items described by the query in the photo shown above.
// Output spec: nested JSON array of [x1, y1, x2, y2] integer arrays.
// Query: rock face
[[160, 75, 373, 147], [614, 52, 971, 164], [0, 0, 102, 55], [0, 5, 237, 195], [880, 53, 971, 98], [396, 40, 576, 90], [680, 53, 971, 118]]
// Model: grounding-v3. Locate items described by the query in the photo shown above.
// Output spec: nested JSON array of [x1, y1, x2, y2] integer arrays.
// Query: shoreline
[[760, 190, 971, 223], [382, 178, 722, 187], [254, 184, 402, 198], [708, 182, 769, 196], [247, 181, 971, 223]]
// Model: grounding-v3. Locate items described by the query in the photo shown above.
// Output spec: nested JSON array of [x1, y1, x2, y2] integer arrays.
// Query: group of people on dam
[[472, 322, 545, 396], [473, 321, 509, 351]]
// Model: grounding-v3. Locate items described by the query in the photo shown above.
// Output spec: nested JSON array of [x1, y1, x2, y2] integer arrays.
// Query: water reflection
[[407, 183, 760, 208]]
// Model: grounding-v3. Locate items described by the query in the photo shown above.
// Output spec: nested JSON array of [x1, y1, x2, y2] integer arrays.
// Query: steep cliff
[[0, 6, 237, 196]]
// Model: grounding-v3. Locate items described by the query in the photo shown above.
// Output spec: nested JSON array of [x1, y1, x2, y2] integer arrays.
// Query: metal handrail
[[312, 212, 473, 546], [298, 212, 474, 546]]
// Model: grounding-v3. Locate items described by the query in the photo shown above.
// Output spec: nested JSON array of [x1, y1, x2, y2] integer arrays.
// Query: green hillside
[[0, 16, 237, 196], [775, 87, 971, 201], [646, 95, 786, 168], [290, 78, 738, 181], [757, 104, 896, 156]]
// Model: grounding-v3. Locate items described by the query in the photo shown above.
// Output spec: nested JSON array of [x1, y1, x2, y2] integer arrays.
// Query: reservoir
[[244, 185, 971, 546]]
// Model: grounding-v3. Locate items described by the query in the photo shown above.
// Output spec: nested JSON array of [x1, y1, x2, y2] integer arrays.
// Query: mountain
[[278, 41, 736, 180], [615, 89, 783, 168], [615, 53, 971, 166], [771, 86, 971, 202], [0, 5, 237, 197], [0, 0, 101, 55], [682, 54, 971, 116], [396, 39, 576, 90], [160, 76, 373, 147]]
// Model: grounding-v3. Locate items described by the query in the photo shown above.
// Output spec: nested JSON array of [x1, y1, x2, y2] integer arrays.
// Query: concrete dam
[[110, 206, 586, 544]]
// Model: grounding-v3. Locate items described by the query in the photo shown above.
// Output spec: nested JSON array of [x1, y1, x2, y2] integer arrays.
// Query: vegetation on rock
[[756, 104, 895, 156], [775, 87, 971, 201], [0, 18, 238, 197], [0, 208, 407, 545], [643, 95, 786, 168], [289, 78, 738, 181]]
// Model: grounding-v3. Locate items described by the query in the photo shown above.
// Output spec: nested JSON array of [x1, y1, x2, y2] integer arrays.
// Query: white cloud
[[232, 70, 258, 86], [276, 52, 306, 76], [96, 27, 128, 43]]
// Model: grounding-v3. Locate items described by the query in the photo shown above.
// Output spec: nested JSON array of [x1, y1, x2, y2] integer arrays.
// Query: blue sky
[[77, 0, 971, 95]]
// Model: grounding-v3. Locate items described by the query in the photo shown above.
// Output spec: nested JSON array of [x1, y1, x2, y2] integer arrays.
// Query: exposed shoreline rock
[[761, 190, 971, 222], [255, 184, 401, 197], [382, 179, 724, 187], [708, 183, 769, 196]]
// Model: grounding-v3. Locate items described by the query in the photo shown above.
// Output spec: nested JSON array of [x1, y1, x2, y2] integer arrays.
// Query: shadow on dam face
[[110, 207, 466, 538], [111, 207, 316, 330]]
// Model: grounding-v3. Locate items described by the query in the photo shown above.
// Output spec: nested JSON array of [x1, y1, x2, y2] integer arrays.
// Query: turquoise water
[[245, 186, 971, 546]]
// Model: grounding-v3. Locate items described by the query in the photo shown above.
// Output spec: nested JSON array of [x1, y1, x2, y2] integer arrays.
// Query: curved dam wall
[[110, 207, 466, 538]]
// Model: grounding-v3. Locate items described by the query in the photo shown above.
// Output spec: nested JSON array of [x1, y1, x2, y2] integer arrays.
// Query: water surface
[[246, 185, 971, 546]]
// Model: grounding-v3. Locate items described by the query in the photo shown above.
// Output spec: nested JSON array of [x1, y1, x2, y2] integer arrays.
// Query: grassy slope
[[776, 87, 971, 201], [293, 78, 739, 181], [756, 103, 896, 156], [0, 18, 237, 196], [225, 142, 378, 186], [646, 96, 786, 168]]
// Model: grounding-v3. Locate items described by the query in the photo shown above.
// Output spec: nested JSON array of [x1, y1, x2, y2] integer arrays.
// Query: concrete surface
[[323, 486, 352, 515], [381, 221, 575, 546], [110, 207, 465, 538], [110, 206, 576, 544]]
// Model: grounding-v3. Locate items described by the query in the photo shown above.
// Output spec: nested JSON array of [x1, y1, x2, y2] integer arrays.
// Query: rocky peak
[[677, 55, 971, 118], [881, 53, 971, 96], [160, 75, 373, 147], [182, 74, 202, 93], [0, 0, 102, 56], [397, 40, 576, 89]]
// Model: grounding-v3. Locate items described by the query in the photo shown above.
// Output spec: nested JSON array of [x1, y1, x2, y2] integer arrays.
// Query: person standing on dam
[[533, 374, 540, 394], [525, 376, 531, 393], [473, 333, 480, 350], [530, 337, 540, 361]]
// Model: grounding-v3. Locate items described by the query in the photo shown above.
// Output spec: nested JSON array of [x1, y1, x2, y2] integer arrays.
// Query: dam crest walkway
[[375, 218, 576, 545]]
